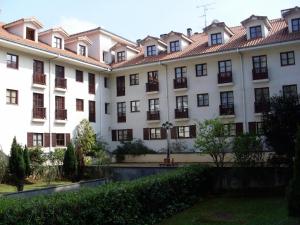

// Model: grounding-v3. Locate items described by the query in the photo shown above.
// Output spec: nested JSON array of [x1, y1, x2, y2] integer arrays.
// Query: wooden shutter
[[127, 129, 133, 141], [65, 133, 71, 145], [190, 125, 197, 138], [27, 132, 33, 147], [161, 128, 167, 140], [171, 127, 177, 139], [143, 128, 149, 140], [248, 122, 257, 135], [235, 123, 243, 136], [112, 130, 117, 141], [44, 133, 50, 147], [52, 133, 56, 147]]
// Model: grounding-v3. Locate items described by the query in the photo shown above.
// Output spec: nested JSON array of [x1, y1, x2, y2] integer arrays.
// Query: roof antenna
[[197, 2, 215, 28]]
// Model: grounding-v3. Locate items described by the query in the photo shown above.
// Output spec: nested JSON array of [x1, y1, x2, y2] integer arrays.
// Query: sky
[[0, 0, 299, 42]]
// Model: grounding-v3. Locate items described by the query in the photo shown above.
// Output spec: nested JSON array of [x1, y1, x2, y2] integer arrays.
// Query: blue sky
[[0, 0, 299, 41]]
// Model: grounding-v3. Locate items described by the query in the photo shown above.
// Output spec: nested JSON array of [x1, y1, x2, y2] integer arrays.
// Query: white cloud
[[56, 17, 98, 34]]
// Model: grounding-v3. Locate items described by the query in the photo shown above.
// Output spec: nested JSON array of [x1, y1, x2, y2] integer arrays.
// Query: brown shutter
[[161, 128, 167, 140], [235, 123, 243, 136], [127, 129, 133, 141], [143, 128, 149, 140], [44, 133, 50, 147], [27, 132, 33, 147], [52, 133, 56, 147], [112, 130, 117, 141], [190, 125, 197, 138], [65, 133, 71, 145], [171, 127, 177, 139], [248, 122, 257, 135]]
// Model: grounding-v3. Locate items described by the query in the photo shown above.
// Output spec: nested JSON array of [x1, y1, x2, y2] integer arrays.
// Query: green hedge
[[0, 165, 212, 225]]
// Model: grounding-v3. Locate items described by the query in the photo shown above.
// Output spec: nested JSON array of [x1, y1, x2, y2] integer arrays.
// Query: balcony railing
[[89, 85, 95, 94], [117, 88, 125, 96], [218, 71, 232, 84], [55, 109, 67, 120], [175, 108, 189, 119], [146, 82, 159, 92], [55, 77, 67, 89], [254, 101, 270, 113], [117, 113, 126, 123], [33, 107, 46, 119], [252, 67, 268, 80], [147, 110, 160, 120], [173, 77, 187, 89], [33, 73, 46, 85], [219, 104, 235, 116]]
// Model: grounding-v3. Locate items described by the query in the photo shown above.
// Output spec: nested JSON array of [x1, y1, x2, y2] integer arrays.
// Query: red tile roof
[[112, 18, 300, 69]]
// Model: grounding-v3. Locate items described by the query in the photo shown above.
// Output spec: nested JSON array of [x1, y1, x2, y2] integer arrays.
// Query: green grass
[[158, 197, 300, 225]]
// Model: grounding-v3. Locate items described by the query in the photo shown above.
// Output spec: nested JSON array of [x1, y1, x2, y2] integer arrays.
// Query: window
[[6, 89, 18, 104], [253, 55, 267, 69], [54, 36, 62, 49], [176, 96, 188, 109], [33, 60, 44, 74], [118, 130, 128, 141], [76, 99, 84, 111], [149, 98, 159, 111], [89, 101, 96, 122], [33, 93, 44, 108], [249, 122, 263, 135], [104, 77, 108, 88], [218, 60, 232, 73], [88, 73, 95, 94], [195, 63, 207, 76], [130, 100, 140, 112], [105, 103, 110, 114], [7, 53, 18, 69], [130, 74, 139, 85], [280, 51, 295, 66], [249, 26, 262, 39], [291, 18, 300, 32], [117, 51, 126, 62], [175, 67, 187, 79], [26, 27, 35, 41], [150, 128, 161, 140], [55, 96, 66, 120], [283, 85, 298, 98], [56, 133, 65, 146], [178, 126, 190, 138], [147, 45, 156, 56], [148, 71, 158, 83], [211, 33, 222, 45], [220, 91, 234, 106], [79, 45, 86, 56], [224, 124, 236, 136], [255, 88, 269, 103], [112, 129, 133, 141], [116, 76, 125, 96], [55, 65, 65, 78], [117, 102, 126, 122], [76, 70, 83, 82], [33, 133, 43, 147], [170, 40, 180, 52], [197, 93, 209, 107]]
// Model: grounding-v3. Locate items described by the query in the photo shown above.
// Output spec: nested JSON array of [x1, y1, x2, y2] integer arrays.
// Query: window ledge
[[32, 118, 46, 123], [174, 118, 190, 122], [54, 87, 67, 92], [219, 115, 236, 119], [147, 120, 160, 123], [217, 82, 234, 87], [174, 88, 188, 92], [54, 119, 67, 124], [253, 79, 269, 83], [146, 91, 159, 95], [32, 83, 46, 89]]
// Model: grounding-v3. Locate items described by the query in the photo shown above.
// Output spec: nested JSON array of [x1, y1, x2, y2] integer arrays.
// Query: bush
[[113, 139, 156, 162], [0, 165, 212, 225], [23, 146, 31, 177], [0, 150, 8, 184], [63, 143, 77, 181]]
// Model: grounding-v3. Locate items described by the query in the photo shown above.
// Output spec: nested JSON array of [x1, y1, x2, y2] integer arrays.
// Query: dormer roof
[[203, 22, 234, 36], [65, 36, 92, 46], [110, 43, 140, 53], [162, 31, 193, 43], [39, 27, 69, 38], [140, 35, 167, 46], [281, 6, 300, 19], [241, 15, 272, 30], [3, 17, 43, 29]]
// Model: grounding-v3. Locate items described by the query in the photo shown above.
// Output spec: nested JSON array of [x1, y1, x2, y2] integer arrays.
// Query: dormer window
[[117, 51, 126, 62], [292, 18, 300, 32], [79, 45, 86, 56], [147, 45, 156, 56], [211, 33, 222, 45], [54, 36, 62, 49], [250, 25, 262, 39], [170, 40, 180, 52], [26, 27, 35, 41]]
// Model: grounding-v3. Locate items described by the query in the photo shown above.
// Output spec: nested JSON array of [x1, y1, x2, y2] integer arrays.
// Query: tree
[[23, 145, 31, 177], [63, 143, 77, 181], [75, 119, 96, 155], [194, 119, 230, 168], [287, 127, 300, 217], [8, 137, 25, 191]]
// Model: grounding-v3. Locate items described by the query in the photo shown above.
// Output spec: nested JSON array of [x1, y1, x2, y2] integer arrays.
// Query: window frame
[[79, 45, 86, 56], [88, 100, 96, 123], [291, 18, 300, 33], [26, 27, 35, 41], [76, 99, 84, 112], [177, 126, 191, 139], [223, 123, 236, 137], [6, 53, 19, 69], [54, 36, 62, 49], [105, 102, 110, 114], [148, 98, 159, 112], [280, 51, 295, 66], [76, 70, 83, 82], [211, 32, 222, 45], [197, 93, 209, 107], [150, 128, 161, 140], [117, 129, 128, 141], [175, 67, 187, 79], [6, 89, 18, 105], [176, 95, 188, 109], [218, 60, 232, 73], [56, 133, 65, 146], [254, 87, 270, 103], [170, 40, 180, 52], [117, 51, 126, 62], [130, 100, 140, 113], [220, 91, 234, 106], [195, 63, 207, 77], [33, 133, 43, 147], [249, 25, 262, 39], [282, 84, 298, 98], [147, 45, 156, 56], [129, 74, 139, 85], [252, 55, 267, 69]]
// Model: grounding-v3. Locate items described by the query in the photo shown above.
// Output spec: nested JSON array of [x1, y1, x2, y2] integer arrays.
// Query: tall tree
[[23, 145, 31, 177], [63, 143, 77, 181]]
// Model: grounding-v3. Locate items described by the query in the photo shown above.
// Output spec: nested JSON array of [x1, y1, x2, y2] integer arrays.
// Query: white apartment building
[[0, 7, 299, 154]]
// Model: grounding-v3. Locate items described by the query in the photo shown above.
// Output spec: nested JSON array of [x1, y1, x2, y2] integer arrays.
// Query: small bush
[[0, 165, 211, 225]]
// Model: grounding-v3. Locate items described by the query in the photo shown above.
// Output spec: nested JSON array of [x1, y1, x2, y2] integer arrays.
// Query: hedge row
[[0, 165, 212, 225]]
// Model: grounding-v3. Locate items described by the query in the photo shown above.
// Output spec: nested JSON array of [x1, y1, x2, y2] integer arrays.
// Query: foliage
[[0, 165, 212, 225], [233, 133, 263, 167], [194, 119, 231, 167], [74, 119, 96, 155], [23, 146, 31, 177], [63, 143, 77, 181], [287, 127, 300, 217], [0, 150, 8, 184], [28, 146, 47, 180], [8, 137, 25, 191], [169, 141, 189, 153], [90, 136, 111, 165], [262, 94, 300, 161], [113, 139, 156, 162], [49, 148, 65, 165]]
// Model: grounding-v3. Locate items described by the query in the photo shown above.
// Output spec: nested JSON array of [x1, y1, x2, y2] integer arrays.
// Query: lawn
[[158, 196, 299, 225]]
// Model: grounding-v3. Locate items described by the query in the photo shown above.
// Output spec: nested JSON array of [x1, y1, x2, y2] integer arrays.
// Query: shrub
[[23, 146, 31, 177], [0, 165, 211, 225], [28, 146, 47, 180], [113, 139, 156, 162], [0, 150, 8, 183], [63, 143, 77, 181]]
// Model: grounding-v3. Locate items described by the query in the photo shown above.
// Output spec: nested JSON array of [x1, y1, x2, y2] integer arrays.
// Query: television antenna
[[197, 2, 215, 28]]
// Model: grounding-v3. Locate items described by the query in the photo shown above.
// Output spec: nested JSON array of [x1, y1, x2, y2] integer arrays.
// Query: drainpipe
[[237, 49, 247, 132], [160, 62, 170, 121]]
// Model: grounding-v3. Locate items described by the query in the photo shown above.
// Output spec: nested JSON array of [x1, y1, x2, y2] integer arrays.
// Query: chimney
[[187, 28, 193, 37], [160, 33, 167, 39], [136, 39, 142, 47]]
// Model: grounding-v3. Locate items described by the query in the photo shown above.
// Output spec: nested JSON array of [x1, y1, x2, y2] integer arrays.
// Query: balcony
[[55, 77, 67, 90], [218, 71, 233, 85], [32, 107, 46, 122], [117, 113, 126, 123], [32, 73, 46, 87], [55, 109, 67, 121], [219, 104, 235, 116], [147, 110, 160, 121], [146, 82, 159, 93], [254, 101, 270, 114], [173, 77, 187, 90], [175, 108, 189, 119], [89, 85, 95, 94], [252, 67, 268, 81], [117, 88, 125, 97]]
